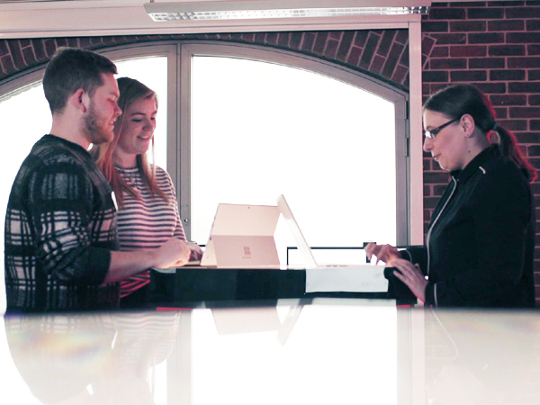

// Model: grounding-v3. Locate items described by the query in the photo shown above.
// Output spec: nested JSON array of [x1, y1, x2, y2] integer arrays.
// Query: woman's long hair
[[92, 77, 169, 207], [423, 84, 536, 182]]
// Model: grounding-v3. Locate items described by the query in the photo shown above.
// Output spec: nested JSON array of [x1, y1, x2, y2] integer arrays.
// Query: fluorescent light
[[144, 1, 430, 22]]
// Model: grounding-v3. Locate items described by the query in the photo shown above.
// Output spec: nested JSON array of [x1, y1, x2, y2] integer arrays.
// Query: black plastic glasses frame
[[424, 117, 460, 139]]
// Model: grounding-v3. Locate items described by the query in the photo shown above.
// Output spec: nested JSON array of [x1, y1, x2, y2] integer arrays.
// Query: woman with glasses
[[92, 77, 203, 307], [366, 84, 536, 308]]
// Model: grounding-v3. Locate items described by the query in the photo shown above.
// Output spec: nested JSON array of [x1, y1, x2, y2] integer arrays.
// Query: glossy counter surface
[[1, 299, 539, 404]]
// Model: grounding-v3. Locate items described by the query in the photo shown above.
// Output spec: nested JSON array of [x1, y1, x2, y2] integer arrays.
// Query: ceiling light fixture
[[144, 0, 430, 22]]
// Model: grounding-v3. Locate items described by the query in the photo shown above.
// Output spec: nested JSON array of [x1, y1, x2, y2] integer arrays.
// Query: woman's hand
[[391, 258, 428, 303], [365, 243, 402, 265], [186, 242, 204, 262]]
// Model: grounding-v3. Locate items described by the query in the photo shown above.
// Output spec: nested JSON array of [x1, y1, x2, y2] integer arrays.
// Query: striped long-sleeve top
[[115, 165, 186, 298]]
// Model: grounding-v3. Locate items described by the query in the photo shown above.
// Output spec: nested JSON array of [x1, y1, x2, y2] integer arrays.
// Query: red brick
[[421, 35, 437, 55], [469, 33, 505, 44], [424, 172, 452, 184], [510, 107, 540, 118], [377, 30, 396, 57], [490, 95, 527, 106], [530, 70, 540, 81], [399, 45, 409, 66], [430, 58, 467, 69], [354, 31, 369, 48], [430, 7, 466, 20], [516, 132, 540, 143], [0, 55, 15, 75], [490, 69, 527, 81], [429, 33, 467, 45], [423, 21, 449, 33], [382, 43, 404, 78], [313, 32, 328, 56], [370, 55, 385, 74], [508, 57, 540, 68], [359, 33, 381, 69], [532, 121, 540, 131], [502, 120, 530, 131], [329, 31, 341, 41], [290, 32, 302, 50], [528, 44, 540, 55], [7, 40, 26, 70], [336, 31, 355, 62], [493, 107, 508, 119], [530, 95, 540, 105], [489, 44, 526, 56], [467, 8, 505, 19], [450, 45, 487, 57], [301, 32, 315, 52], [391, 65, 408, 86], [277, 32, 290, 47], [473, 82, 507, 94], [526, 19, 540, 31], [424, 197, 444, 209], [423, 70, 449, 83], [469, 57, 505, 68], [396, 30, 408, 44], [430, 46, 449, 58], [254, 32, 266, 43], [325, 39, 338, 59], [488, 20, 526, 31], [507, 32, 540, 43], [346, 46, 361, 67], [450, 70, 487, 82], [450, 21, 486, 32], [434, 185, 448, 196], [505, 6, 540, 18], [21, 46, 36, 67]]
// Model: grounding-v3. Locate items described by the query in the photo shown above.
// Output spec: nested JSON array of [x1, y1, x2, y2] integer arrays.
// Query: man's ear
[[68, 88, 89, 113], [460, 114, 476, 138]]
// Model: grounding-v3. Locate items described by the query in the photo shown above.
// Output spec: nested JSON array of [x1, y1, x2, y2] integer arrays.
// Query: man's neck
[[50, 117, 91, 150]]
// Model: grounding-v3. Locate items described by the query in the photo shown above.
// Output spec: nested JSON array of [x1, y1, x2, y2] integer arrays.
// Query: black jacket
[[405, 145, 535, 308]]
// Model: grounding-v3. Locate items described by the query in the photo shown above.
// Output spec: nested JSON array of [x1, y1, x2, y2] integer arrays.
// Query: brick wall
[[423, 1, 540, 303]]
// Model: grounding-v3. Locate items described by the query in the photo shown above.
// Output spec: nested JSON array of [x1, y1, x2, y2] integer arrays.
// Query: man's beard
[[83, 102, 114, 145]]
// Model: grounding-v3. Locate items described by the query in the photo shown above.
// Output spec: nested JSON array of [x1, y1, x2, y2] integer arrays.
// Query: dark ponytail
[[423, 84, 537, 182]]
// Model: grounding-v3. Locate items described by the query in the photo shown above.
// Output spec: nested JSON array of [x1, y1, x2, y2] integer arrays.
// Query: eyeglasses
[[424, 118, 460, 139]]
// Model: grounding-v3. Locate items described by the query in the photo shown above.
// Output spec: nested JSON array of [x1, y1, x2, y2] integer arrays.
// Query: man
[[4, 48, 190, 312]]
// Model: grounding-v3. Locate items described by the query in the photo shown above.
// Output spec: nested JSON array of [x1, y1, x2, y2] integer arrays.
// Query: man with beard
[[4, 48, 191, 313]]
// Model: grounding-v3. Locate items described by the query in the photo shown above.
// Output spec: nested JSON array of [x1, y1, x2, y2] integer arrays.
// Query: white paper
[[305, 266, 388, 293]]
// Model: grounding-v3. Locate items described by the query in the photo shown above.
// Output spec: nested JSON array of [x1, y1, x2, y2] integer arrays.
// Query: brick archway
[[1, 31, 412, 91]]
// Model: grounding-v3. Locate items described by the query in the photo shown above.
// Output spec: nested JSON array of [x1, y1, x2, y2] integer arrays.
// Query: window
[[181, 43, 408, 264]]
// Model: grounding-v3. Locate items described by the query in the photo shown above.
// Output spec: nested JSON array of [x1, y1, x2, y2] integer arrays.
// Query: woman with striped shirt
[[93, 77, 203, 307]]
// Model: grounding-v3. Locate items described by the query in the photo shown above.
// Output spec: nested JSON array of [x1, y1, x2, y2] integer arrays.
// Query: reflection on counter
[[1, 301, 539, 404]]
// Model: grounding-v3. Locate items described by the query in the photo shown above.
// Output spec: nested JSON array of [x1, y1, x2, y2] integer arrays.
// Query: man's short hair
[[43, 47, 117, 114]]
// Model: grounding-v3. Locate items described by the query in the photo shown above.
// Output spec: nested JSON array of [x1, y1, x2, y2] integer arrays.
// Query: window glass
[[191, 56, 397, 264]]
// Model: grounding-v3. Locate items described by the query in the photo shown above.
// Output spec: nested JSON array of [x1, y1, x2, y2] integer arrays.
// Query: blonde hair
[[92, 77, 169, 207]]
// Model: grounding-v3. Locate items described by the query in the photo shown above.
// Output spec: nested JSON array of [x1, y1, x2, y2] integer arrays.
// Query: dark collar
[[450, 144, 498, 183]]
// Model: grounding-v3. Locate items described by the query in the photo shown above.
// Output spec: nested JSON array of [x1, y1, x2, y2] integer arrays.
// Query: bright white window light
[[145, 1, 429, 22]]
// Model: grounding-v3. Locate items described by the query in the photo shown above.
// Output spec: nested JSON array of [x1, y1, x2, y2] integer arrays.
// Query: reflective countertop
[[1, 299, 539, 405]]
